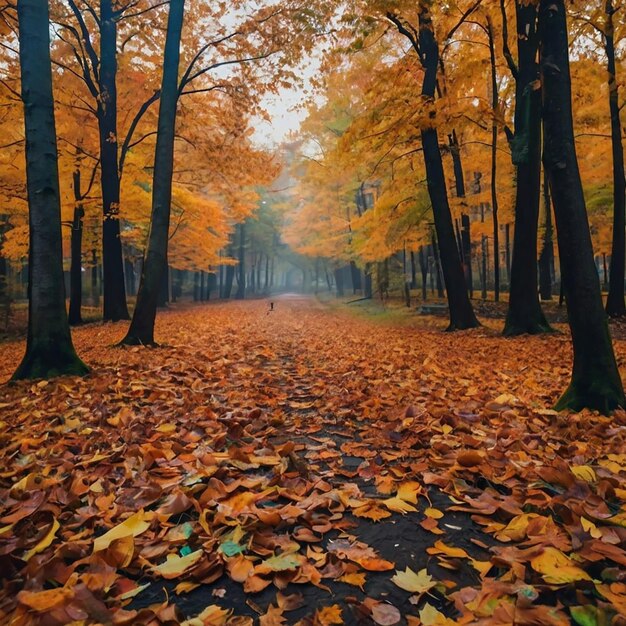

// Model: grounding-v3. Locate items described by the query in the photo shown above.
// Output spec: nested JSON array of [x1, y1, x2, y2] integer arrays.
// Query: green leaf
[[570, 606, 599, 626], [219, 540, 244, 557]]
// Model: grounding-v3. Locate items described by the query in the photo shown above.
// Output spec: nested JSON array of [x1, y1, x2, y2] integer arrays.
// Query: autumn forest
[[1, 0, 626, 624]]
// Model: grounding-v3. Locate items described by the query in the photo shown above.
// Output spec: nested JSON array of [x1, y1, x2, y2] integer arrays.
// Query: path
[[1, 299, 625, 624]]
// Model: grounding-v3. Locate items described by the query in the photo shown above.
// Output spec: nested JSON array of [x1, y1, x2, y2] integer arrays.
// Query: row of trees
[[1, 0, 328, 374], [282, 0, 625, 412], [4, 0, 626, 414]]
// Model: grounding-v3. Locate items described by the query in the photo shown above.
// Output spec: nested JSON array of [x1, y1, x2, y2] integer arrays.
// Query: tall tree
[[603, 0, 626, 318], [415, 0, 478, 330], [539, 0, 624, 412], [12, 0, 88, 380], [503, 0, 552, 335], [121, 0, 185, 346], [61, 0, 165, 322]]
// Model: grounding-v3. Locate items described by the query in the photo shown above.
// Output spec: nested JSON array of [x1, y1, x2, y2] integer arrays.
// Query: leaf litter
[[0, 298, 625, 624]]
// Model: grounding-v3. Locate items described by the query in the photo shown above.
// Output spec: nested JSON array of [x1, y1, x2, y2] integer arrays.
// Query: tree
[[602, 0, 626, 318], [539, 0, 623, 413], [12, 0, 87, 380], [502, 0, 552, 336], [414, 1, 479, 330], [121, 0, 185, 346]]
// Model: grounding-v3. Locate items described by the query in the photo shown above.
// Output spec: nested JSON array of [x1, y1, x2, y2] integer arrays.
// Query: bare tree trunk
[[417, 1, 478, 329], [68, 168, 84, 325], [605, 0, 626, 317], [487, 17, 500, 302], [504, 1, 551, 335], [540, 0, 624, 413], [99, 0, 129, 321], [121, 0, 185, 345], [13, 0, 87, 379]]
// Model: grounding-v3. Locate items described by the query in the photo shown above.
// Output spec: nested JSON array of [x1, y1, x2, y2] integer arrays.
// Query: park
[[1, 0, 626, 624]]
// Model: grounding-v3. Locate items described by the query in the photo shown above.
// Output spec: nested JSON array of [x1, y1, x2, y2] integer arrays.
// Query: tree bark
[[12, 0, 88, 379], [504, 1, 551, 335], [604, 0, 626, 317], [487, 17, 500, 302], [235, 222, 246, 299], [99, 0, 129, 322], [419, 246, 428, 301], [418, 1, 478, 329], [538, 169, 554, 300], [539, 0, 624, 413], [91, 249, 100, 307], [334, 267, 344, 297], [68, 167, 84, 326], [121, 0, 185, 345]]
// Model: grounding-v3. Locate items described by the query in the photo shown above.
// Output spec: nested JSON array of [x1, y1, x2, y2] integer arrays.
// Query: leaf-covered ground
[[1, 296, 625, 626]]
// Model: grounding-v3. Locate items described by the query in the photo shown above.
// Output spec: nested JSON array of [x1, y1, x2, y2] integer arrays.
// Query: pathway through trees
[[1, 299, 625, 624]]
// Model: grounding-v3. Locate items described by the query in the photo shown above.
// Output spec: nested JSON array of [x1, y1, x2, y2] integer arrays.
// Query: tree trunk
[[68, 167, 84, 326], [99, 0, 129, 322], [157, 262, 169, 308], [540, 0, 624, 413], [504, 1, 551, 335], [334, 267, 344, 297], [461, 213, 473, 297], [364, 264, 373, 298], [419, 246, 428, 301], [418, 1, 478, 329], [91, 249, 100, 307], [449, 132, 473, 297], [121, 0, 185, 345], [410, 251, 417, 289], [350, 260, 362, 293], [487, 17, 500, 302], [605, 0, 626, 317], [538, 170, 554, 300], [224, 265, 235, 299], [505, 222, 511, 285], [12, 0, 87, 379], [235, 222, 246, 299], [125, 257, 136, 296], [68, 205, 84, 326], [431, 236, 444, 299]]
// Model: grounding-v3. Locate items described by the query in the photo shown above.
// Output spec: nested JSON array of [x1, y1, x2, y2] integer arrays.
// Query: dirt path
[[1, 299, 626, 624]]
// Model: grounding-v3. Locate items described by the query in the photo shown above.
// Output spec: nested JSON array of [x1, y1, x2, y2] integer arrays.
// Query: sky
[[253, 88, 308, 147]]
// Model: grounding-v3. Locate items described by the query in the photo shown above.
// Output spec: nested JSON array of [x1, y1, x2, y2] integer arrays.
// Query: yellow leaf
[[181, 605, 232, 626], [427, 540, 469, 559], [23, 519, 59, 561], [315, 605, 343, 625], [339, 572, 366, 590], [581, 517, 602, 539], [471, 559, 492, 576], [17, 588, 74, 612], [154, 550, 203, 579], [353, 503, 392, 521], [118, 582, 151, 600], [424, 508, 444, 519], [571, 465, 596, 482], [419, 603, 456, 625], [391, 567, 436, 594], [156, 423, 177, 433], [174, 581, 201, 595], [530, 547, 592, 584], [396, 481, 422, 504], [383, 496, 417, 514], [93, 511, 151, 553]]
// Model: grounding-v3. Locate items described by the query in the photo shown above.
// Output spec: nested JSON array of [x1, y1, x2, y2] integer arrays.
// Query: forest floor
[[1, 296, 626, 625]]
